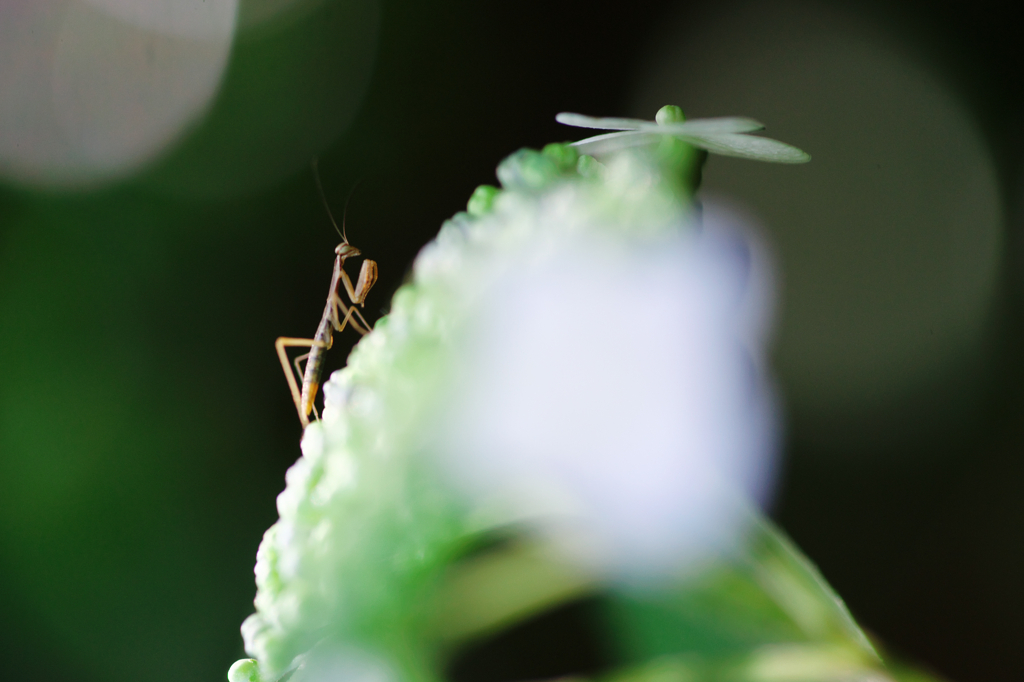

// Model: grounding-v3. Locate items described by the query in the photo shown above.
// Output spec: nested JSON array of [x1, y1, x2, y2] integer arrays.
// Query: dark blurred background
[[0, 0, 1022, 680]]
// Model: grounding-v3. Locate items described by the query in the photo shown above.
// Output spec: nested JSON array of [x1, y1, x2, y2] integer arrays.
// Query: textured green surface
[[238, 135, 700, 680], [231, 112, 924, 682]]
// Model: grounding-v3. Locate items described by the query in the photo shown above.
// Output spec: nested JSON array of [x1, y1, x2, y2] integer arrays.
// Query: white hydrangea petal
[[436, 211, 778, 578]]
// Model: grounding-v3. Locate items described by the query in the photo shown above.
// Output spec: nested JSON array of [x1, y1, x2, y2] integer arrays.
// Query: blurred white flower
[[437, 204, 779, 580], [288, 646, 396, 682]]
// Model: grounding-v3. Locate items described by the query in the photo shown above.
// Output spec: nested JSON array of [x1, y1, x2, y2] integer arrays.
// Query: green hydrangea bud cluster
[[229, 108, 928, 682], [231, 134, 704, 682]]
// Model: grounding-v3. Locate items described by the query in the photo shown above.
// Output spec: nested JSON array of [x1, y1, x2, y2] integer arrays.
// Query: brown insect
[[275, 163, 378, 427]]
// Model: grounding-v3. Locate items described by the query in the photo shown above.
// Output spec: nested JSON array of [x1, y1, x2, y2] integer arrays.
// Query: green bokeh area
[[1, 0, 1023, 681], [0, 191, 297, 681]]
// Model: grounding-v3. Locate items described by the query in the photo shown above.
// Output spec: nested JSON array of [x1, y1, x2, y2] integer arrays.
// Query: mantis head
[[336, 242, 361, 259]]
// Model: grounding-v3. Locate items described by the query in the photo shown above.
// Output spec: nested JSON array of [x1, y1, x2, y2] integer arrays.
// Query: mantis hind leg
[[293, 351, 311, 388], [275, 337, 328, 427]]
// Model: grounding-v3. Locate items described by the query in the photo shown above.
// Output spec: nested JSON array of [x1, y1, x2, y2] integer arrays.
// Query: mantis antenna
[[311, 158, 360, 243]]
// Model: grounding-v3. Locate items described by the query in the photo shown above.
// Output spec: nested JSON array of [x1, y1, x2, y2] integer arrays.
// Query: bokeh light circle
[[633, 0, 1003, 455], [0, 0, 237, 187], [137, 0, 381, 198]]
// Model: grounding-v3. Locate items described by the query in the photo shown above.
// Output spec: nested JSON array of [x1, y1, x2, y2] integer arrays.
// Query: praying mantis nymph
[[275, 163, 379, 427]]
